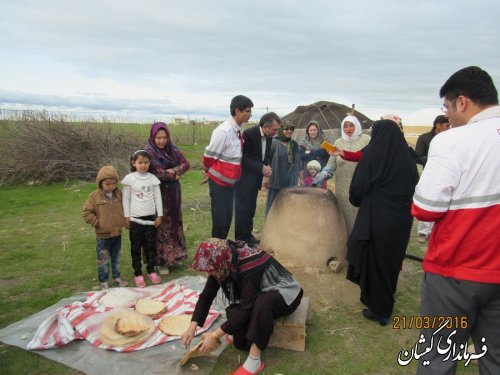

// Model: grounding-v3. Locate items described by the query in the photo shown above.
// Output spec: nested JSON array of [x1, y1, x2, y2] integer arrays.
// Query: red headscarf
[[191, 238, 266, 280]]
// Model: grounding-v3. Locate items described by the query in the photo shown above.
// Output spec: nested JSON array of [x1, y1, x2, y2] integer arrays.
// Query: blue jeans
[[96, 236, 122, 282]]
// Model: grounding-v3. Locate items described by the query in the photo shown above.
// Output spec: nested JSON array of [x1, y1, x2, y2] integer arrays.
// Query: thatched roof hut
[[283, 101, 373, 142], [283, 101, 373, 130]]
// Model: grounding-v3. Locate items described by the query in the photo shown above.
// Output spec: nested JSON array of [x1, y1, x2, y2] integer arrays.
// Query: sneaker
[[134, 275, 146, 288], [100, 282, 109, 290], [148, 272, 162, 284], [113, 278, 129, 287], [416, 234, 427, 243]]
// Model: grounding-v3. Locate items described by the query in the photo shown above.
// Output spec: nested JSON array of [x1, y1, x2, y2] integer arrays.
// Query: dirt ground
[[287, 265, 362, 311]]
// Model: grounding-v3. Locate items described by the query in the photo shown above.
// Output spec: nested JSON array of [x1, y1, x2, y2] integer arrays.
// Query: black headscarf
[[349, 120, 419, 208]]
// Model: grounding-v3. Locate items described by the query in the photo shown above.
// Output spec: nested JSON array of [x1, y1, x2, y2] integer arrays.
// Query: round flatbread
[[100, 310, 154, 346], [99, 289, 138, 308], [158, 314, 192, 336], [135, 299, 167, 317]]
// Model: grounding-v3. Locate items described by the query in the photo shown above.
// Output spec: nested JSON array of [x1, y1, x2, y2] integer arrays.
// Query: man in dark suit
[[235, 112, 281, 244]]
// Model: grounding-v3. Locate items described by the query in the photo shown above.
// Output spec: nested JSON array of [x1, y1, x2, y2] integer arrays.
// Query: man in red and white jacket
[[412, 66, 500, 374], [203, 95, 253, 239]]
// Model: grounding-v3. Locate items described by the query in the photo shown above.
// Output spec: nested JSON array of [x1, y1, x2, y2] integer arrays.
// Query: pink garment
[[303, 175, 327, 188]]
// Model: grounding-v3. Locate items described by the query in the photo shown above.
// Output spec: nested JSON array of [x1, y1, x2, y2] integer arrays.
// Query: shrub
[[0, 112, 142, 185]]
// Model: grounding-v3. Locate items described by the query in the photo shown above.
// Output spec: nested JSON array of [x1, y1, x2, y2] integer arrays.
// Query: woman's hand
[[124, 218, 130, 229], [328, 148, 344, 157], [180, 321, 198, 348], [199, 331, 220, 353]]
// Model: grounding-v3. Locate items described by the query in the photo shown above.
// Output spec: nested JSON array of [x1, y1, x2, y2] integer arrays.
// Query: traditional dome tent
[[283, 101, 373, 141]]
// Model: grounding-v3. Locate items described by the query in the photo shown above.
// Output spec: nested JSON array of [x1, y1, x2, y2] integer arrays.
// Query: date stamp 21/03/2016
[[392, 315, 468, 330]]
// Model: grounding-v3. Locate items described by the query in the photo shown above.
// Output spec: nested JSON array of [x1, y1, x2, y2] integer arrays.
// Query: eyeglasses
[[283, 126, 295, 131], [441, 96, 470, 113]]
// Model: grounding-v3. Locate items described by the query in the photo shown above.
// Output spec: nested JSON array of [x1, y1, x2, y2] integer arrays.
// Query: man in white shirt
[[412, 66, 500, 374]]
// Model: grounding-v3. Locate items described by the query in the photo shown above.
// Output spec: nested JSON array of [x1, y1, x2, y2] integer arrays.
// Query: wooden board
[[268, 297, 310, 351]]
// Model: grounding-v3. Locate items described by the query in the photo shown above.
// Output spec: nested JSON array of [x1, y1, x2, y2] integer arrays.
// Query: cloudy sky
[[1, 0, 499, 125]]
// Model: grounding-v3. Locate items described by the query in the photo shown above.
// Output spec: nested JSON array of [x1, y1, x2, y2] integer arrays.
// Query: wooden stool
[[268, 296, 310, 351]]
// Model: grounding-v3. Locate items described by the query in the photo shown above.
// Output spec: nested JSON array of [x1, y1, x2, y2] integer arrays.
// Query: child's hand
[[155, 217, 162, 227]]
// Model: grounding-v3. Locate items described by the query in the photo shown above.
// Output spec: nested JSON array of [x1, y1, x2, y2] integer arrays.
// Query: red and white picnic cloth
[[27, 282, 221, 352]]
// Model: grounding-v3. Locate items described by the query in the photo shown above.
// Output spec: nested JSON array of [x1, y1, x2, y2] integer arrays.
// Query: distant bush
[[0, 112, 142, 185]]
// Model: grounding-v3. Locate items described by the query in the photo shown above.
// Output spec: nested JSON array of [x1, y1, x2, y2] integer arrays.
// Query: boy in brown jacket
[[83, 166, 128, 290]]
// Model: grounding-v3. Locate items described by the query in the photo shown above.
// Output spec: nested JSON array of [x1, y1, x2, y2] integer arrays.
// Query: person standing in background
[[265, 121, 302, 217], [235, 112, 280, 245], [203, 95, 253, 239], [346, 120, 418, 326], [414, 114, 450, 243], [145, 122, 190, 275]]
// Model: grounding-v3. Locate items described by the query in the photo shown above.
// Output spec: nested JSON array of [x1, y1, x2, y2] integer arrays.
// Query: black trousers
[[227, 288, 303, 351], [129, 218, 156, 276], [208, 179, 234, 239], [234, 178, 260, 241]]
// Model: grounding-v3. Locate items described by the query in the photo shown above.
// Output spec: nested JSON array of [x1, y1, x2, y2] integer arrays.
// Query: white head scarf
[[341, 115, 362, 142]]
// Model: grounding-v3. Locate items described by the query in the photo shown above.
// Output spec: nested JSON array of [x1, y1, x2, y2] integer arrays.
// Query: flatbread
[[99, 289, 138, 308], [158, 314, 192, 336], [178, 340, 221, 367], [135, 299, 167, 317], [99, 311, 154, 346]]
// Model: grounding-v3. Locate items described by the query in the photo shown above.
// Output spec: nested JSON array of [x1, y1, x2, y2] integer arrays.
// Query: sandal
[[148, 272, 162, 284], [113, 278, 128, 287], [134, 275, 146, 288], [230, 362, 264, 375]]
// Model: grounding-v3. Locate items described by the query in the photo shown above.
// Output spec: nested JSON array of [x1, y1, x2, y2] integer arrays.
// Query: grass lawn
[[0, 143, 479, 375]]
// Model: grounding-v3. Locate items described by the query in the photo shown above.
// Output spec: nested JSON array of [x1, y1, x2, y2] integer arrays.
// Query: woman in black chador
[[346, 119, 418, 325]]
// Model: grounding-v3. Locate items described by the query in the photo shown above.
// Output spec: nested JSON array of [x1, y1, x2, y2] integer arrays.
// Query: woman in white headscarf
[[313, 115, 371, 234]]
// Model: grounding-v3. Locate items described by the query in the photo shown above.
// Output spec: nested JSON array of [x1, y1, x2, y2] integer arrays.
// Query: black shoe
[[246, 235, 260, 245], [362, 308, 388, 326]]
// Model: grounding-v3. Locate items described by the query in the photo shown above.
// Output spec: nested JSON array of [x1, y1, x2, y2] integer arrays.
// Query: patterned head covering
[[380, 114, 403, 131], [191, 238, 267, 282], [341, 115, 362, 142], [145, 121, 183, 171], [191, 238, 232, 276]]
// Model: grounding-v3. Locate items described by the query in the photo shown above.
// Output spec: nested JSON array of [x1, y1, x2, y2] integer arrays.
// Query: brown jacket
[[82, 166, 125, 239]]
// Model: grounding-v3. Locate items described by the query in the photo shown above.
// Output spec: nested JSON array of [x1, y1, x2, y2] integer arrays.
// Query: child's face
[[309, 169, 318, 177], [133, 155, 150, 173], [101, 178, 117, 193], [154, 129, 169, 149]]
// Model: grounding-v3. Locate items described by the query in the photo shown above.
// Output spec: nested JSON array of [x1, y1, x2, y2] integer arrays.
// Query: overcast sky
[[1, 0, 499, 125]]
